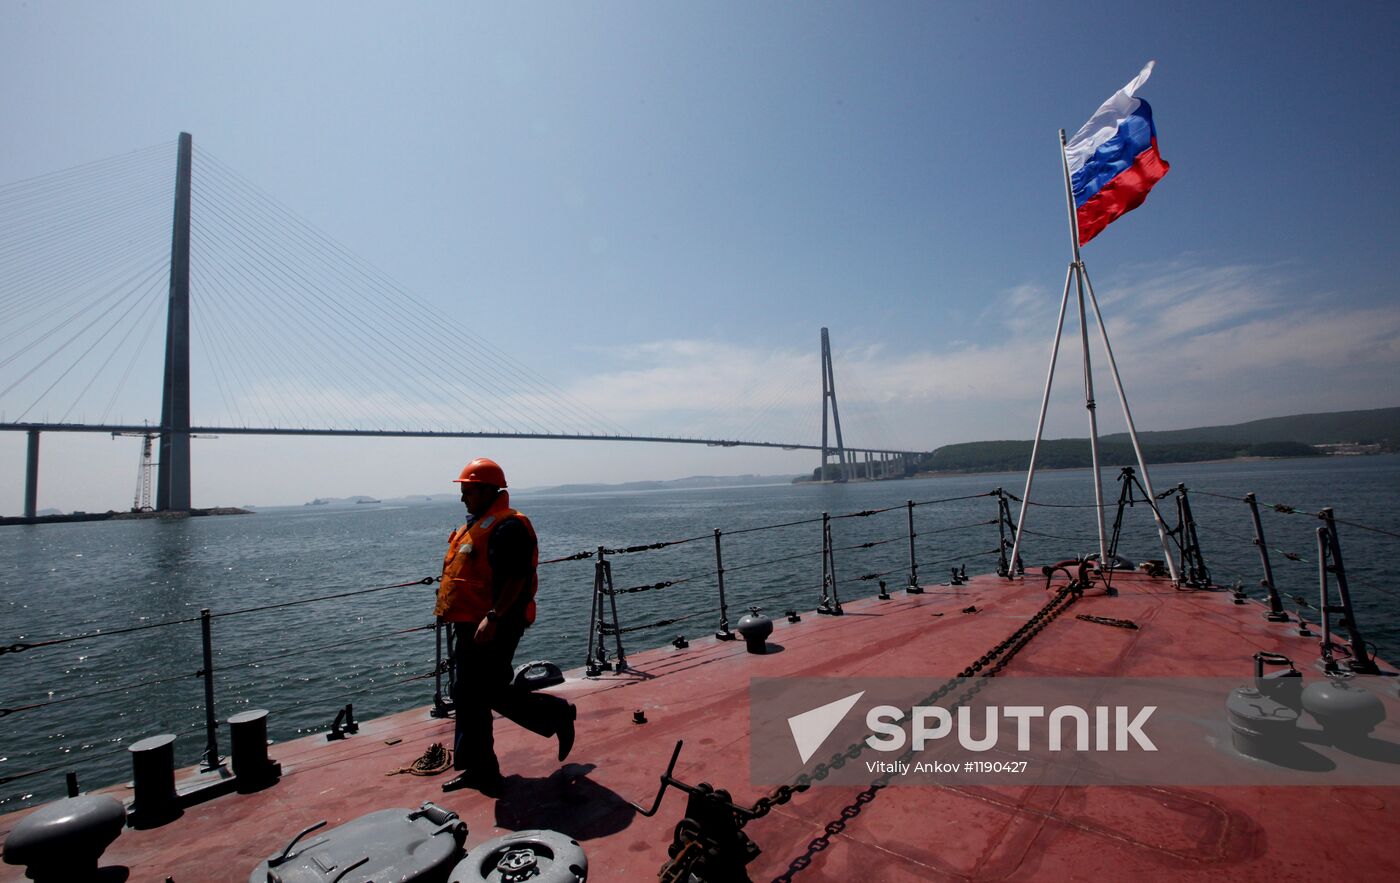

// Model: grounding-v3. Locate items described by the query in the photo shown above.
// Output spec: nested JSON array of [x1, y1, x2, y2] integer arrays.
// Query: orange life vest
[[434, 491, 538, 624]]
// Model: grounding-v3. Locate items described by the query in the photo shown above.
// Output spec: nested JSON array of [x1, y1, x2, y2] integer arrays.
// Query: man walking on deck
[[435, 457, 576, 796]]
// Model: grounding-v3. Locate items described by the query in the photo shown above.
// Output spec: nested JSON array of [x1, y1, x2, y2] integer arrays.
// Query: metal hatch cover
[[248, 802, 466, 883]]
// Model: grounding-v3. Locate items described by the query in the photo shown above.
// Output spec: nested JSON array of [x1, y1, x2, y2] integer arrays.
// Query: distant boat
[[356, 498, 381, 504]]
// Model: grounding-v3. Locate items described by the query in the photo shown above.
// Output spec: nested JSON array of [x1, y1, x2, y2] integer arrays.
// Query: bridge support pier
[[24, 430, 39, 520]]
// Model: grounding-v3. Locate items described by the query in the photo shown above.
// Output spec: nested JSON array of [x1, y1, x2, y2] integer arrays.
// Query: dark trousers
[[451, 619, 571, 775]]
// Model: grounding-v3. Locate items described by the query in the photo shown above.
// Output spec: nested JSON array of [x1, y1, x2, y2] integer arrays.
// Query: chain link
[[1075, 613, 1139, 630], [766, 584, 1081, 882]]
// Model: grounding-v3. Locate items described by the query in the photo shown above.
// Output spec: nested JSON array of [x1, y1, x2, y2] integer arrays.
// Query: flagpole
[[1008, 262, 1074, 574], [1080, 267, 1180, 582], [1059, 130, 1109, 566]]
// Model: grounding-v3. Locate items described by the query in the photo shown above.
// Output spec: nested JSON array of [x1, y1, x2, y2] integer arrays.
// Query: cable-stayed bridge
[[2, 135, 922, 517]]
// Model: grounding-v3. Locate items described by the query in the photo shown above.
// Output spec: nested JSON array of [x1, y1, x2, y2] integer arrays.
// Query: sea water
[[3, 455, 1398, 809]]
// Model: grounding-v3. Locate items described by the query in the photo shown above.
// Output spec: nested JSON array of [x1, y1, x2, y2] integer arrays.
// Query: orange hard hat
[[454, 457, 507, 488]]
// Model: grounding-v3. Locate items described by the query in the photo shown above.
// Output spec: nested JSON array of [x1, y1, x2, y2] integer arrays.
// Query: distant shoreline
[[0, 507, 252, 526]]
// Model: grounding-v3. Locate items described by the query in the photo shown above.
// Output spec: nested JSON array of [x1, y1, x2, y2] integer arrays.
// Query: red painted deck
[[4, 570, 1400, 882]]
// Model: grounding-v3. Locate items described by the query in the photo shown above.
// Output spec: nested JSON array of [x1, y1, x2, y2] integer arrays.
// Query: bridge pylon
[[156, 133, 193, 512], [819, 327, 849, 482]]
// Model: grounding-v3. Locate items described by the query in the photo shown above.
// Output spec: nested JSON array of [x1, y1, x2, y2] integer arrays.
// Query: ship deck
[[4, 569, 1400, 882]]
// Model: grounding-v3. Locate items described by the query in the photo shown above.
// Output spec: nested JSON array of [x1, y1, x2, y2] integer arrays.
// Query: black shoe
[[557, 704, 577, 762], [441, 769, 503, 797]]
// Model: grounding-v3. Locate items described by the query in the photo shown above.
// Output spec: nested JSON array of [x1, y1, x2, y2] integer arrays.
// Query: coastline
[[0, 507, 252, 526]]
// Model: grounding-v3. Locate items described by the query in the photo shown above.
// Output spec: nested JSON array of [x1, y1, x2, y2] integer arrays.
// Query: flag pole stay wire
[[1008, 262, 1074, 574], [1080, 263, 1176, 577], [1009, 128, 1177, 583]]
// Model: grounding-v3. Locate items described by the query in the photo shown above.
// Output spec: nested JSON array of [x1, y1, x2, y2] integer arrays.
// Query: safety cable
[[724, 515, 827, 537], [601, 534, 710, 555], [721, 548, 826, 574], [262, 662, 446, 724], [830, 534, 905, 554], [916, 518, 998, 537], [1330, 516, 1400, 542], [1003, 494, 1108, 509], [603, 576, 698, 597], [852, 567, 905, 582], [2, 577, 434, 656], [608, 606, 723, 635], [0, 670, 198, 719], [911, 490, 999, 507], [0, 743, 132, 789], [915, 547, 1002, 570], [540, 549, 595, 565], [1017, 526, 1103, 543], [830, 504, 905, 520], [216, 624, 435, 674], [1193, 487, 1400, 541]]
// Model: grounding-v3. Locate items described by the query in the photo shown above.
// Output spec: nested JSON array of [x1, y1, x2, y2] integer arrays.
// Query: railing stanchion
[[906, 501, 923, 594], [1175, 484, 1211, 587], [603, 550, 627, 670], [906, 500, 919, 591], [1245, 493, 1288, 622], [714, 528, 734, 640], [586, 547, 607, 675], [431, 620, 451, 717], [818, 512, 843, 614], [198, 608, 221, 771]]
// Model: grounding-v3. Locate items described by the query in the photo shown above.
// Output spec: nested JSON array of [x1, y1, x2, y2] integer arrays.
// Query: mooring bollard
[[229, 709, 279, 789], [127, 734, 178, 825]]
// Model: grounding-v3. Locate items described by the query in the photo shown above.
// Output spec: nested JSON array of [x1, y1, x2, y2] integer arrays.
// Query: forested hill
[[1099, 406, 1400, 446], [913, 439, 1319, 475], [907, 407, 1399, 476]]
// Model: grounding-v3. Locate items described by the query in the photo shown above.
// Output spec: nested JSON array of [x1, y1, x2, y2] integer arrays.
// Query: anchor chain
[[654, 587, 1082, 881], [1075, 613, 1139, 630], [766, 584, 1081, 883]]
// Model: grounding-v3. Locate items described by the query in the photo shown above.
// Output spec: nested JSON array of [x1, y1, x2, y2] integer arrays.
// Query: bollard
[[127, 734, 178, 825], [229, 709, 279, 790]]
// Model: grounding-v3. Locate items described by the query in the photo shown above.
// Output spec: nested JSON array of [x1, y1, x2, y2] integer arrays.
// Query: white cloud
[[537, 259, 1400, 451]]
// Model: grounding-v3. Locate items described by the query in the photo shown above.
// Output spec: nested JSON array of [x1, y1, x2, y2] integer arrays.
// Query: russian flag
[[1066, 61, 1170, 246]]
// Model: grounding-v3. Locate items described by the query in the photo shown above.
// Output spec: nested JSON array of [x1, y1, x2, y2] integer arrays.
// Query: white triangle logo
[[787, 691, 865, 764]]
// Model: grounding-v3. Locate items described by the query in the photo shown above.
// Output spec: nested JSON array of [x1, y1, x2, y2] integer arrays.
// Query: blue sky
[[3, 2, 1398, 510]]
